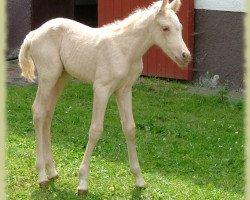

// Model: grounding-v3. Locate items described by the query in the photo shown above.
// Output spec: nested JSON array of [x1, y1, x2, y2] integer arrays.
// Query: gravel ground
[[6, 59, 36, 86]]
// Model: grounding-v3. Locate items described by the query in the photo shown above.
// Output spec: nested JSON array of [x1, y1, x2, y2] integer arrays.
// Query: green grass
[[7, 78, 245, 199]]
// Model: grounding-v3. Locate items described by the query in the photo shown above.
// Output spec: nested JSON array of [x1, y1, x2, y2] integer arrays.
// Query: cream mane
[[103, 1, 162, 32]]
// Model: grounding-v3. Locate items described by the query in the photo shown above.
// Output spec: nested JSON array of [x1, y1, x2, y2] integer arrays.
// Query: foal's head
[[151, 0, 191, 67]]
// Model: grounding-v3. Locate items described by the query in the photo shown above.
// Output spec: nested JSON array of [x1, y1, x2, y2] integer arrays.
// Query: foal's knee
[[32, 102, 51, 125], [88, 124, 103, 141], [32, 104, 46, 125], [123, 123, 136, 141]]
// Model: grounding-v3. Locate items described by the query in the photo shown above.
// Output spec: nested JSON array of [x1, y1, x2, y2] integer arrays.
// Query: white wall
[[195, 0, 246, 12]]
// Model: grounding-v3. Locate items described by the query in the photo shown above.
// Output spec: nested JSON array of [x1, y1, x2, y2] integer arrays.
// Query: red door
[[98, 0, 194, 80]]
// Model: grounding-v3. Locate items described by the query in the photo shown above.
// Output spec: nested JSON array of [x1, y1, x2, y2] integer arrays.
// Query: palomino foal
[[19, 0, 191, 194]]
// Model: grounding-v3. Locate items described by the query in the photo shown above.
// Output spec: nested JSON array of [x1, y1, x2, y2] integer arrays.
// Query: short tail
[[18, 31, 36, 82]]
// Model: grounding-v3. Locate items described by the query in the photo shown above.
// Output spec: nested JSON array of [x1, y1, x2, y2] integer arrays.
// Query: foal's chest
[[120, 60, 143, 86]]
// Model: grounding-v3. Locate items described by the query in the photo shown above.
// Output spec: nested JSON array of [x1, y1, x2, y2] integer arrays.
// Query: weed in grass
[[216, 87, 229, 102]]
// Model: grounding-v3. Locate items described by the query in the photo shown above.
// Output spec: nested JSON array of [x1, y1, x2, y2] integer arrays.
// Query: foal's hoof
[[49, 175, 59, 180], [77, 189, 88, 196], [136, 179, 146, 189], [39, 180, 49, 187]]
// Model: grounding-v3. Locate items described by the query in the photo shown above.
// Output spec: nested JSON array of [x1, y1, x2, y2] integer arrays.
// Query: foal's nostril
[[182, 52, 187, 58]]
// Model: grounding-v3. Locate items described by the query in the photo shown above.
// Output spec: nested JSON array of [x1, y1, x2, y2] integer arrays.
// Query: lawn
[[6, 78, 245, 199]]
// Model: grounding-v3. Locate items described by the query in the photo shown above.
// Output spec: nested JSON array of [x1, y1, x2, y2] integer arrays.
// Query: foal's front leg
[[115, 88, 146, 188], [77, 84, 111, 195]]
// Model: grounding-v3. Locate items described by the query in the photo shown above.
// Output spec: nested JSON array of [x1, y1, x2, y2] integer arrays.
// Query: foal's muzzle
[[175, 51, 192, 67]]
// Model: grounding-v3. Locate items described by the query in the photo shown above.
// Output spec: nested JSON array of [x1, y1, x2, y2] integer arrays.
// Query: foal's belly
[[60, 47, 97, 84], [63, 58, 96, 84]]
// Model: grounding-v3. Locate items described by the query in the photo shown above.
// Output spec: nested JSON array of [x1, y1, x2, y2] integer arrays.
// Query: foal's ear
[[160, 0, 169, 12], [169, 0, 182, 13]]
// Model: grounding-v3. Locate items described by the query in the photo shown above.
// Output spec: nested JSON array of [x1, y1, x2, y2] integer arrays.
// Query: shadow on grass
[[130, 187, 146, 200], [31, 181, 102, 200]]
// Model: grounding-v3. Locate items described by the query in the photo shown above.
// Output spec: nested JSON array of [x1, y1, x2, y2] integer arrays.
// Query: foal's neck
[[112, 14, 155, 61], [127, 26, 154, 60]]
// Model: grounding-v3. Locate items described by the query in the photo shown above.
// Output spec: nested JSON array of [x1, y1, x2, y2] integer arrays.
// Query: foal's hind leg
[[43, 72, 69, 180], [32, 66, 64, 186]]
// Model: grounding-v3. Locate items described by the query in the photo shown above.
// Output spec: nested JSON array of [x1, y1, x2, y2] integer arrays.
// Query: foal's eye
[[162, 26, 170, 32]]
